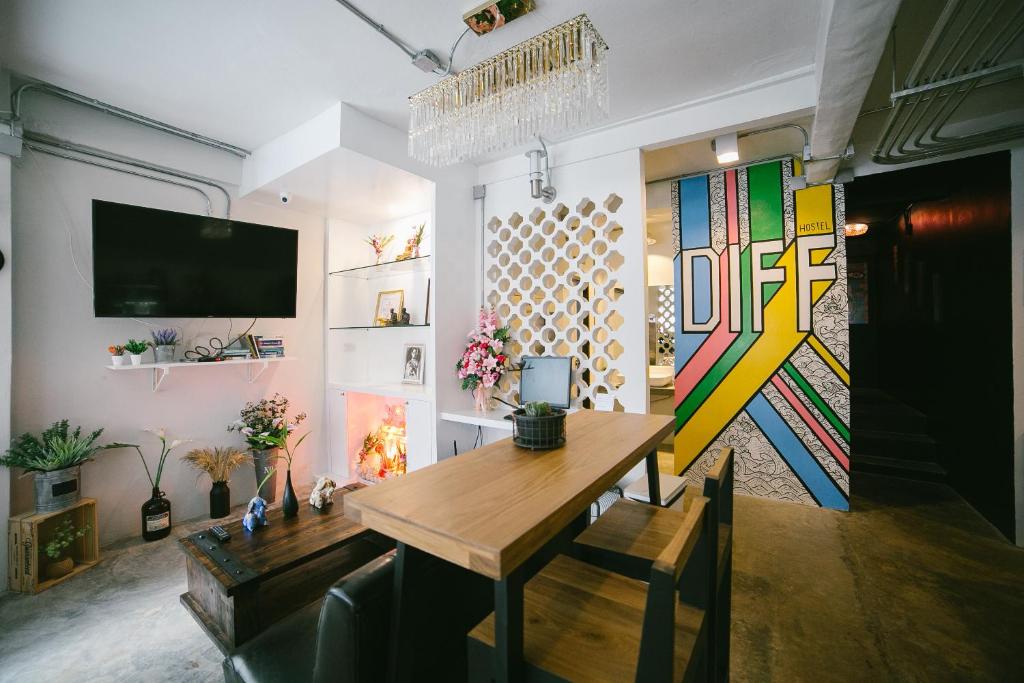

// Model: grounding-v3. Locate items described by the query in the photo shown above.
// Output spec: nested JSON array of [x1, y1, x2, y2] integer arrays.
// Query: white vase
[[129, 354, 143, 366], [111, 355, 125, 367]]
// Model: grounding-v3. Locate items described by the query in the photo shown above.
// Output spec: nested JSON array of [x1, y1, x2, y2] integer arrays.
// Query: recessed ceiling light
[[712, 132, 739, 165], [845, 222, 868, 237]]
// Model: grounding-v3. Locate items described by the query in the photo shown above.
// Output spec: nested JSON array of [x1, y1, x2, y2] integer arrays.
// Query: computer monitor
[[519, 356, 572, 409]]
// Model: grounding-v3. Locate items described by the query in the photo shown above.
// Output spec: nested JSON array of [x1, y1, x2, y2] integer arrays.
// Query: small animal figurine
[[242, 496, 268, 532], [309, 476, 338, 510]]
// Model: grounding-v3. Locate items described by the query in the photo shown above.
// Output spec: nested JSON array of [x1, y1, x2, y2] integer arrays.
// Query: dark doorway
[[845, 151, 1014, 541]]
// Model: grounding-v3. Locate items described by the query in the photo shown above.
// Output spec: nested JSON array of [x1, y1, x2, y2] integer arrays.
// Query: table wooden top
[[179, 484, 371, 595], [345, 410, 673, 580]]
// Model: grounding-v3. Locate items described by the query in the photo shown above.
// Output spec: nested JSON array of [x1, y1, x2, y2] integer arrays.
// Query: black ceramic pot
[[210, 481, 230, 518]]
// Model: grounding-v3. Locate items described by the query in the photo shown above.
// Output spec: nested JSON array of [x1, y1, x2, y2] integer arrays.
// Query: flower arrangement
[[112, 428, 188, 490], [356, 404, 406, 482], [1, 420, 116, 473], [151, 328, 178, 346], [227, 393, 307, 451], [456, 308, 511, 391], [365, 233, 395, 265], [182, 446, 250, 483], [124, 339, 149, 355], [108, 344, 125, 356], [44, 516, 90, 560], [395, 223, 426, 261]]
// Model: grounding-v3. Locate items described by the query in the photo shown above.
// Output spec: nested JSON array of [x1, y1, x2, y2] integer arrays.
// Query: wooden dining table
[[345, 409, 675, 682]]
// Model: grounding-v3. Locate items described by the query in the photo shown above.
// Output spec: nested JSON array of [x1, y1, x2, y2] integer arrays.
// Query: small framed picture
[[374, 289, 405, 327], [402, 343, 426, 384]]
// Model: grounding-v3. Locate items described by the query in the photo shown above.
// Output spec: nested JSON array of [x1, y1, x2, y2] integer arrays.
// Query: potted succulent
[[112, 429, 188, 541], [124, 339, 150, 366], [0, 420, 119, 512], [43, 516, 91, 579], [182, 446, 250, 518], [228, 394, 306, 505], [108, 344, 126, 366], [151, 328, 179, 363]]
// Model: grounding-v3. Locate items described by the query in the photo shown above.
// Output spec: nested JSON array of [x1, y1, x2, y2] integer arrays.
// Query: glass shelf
[[329, 324, 431, 331], [330, 255, 430, 279]]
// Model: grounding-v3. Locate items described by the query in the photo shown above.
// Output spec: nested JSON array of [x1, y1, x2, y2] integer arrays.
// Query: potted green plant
[[108, 344, 126, 367], [112, 429, 188, 541], [182, 446, 250, 518], [150, 328, 179, 363], [43, 516, 91, 579], [227, 394, 306, 505], [124, 339, 150, 366], [0, 420, 119, 512]]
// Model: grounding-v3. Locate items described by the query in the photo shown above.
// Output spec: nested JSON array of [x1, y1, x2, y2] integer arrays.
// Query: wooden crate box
[[7, 497, 100, 593]]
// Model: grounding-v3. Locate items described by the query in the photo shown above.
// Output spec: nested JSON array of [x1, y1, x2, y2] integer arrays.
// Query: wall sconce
[[525, 137, 557, 203], [712, 132, 739, 165], [844, 222, 869, 237]]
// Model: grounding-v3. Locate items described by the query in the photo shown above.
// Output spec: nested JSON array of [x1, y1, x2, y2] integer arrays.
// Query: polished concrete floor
[[1, 473, 1021, 682]]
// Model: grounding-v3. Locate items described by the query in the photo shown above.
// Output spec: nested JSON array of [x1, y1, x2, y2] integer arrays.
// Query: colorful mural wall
[[672, 159, 850, 510]]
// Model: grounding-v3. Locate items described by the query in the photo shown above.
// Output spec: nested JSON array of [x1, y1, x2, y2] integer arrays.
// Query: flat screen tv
[[92, 200, 298, 318]]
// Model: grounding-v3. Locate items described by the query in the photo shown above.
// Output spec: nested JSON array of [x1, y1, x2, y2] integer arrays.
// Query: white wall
[[1012, 146, 1024, 546], [10, 103, 327, 545]]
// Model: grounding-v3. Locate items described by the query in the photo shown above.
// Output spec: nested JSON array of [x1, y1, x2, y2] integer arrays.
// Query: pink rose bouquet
[[456, 308, 511, 391]]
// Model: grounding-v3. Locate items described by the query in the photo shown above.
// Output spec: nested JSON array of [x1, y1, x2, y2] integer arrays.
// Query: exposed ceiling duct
[[872, 0, 1024, 164]]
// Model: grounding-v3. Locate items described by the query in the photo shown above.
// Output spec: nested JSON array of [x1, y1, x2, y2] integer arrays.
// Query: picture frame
[[401, 343, 426, 384], [373, 289, 405, 327]]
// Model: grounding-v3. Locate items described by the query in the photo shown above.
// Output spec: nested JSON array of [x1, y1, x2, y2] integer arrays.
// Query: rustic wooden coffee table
[[179, 484, 392, 652]]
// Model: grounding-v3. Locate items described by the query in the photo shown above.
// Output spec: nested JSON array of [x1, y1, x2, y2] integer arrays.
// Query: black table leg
[[645, 449, 662, 506], [388, 542, 428, 683], [493, 567, 525, 683]]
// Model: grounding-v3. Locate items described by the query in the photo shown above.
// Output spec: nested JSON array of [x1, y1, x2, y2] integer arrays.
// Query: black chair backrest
[[313, 551, 396, 683], [703, 447, 734, 527], [636, 496, 712, 682]]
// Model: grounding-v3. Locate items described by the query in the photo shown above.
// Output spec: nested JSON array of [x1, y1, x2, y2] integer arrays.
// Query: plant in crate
[[0, 420, 119, 512], [228, 394, 306, 505], [112, 429, 188, 541], [456, 307, 511, 411], [182, 446, 250, 519], [108, 344, 126, 367], [43, 516, 91, 579], [150, 328, 179, 363], [124, 338, 150, 366]]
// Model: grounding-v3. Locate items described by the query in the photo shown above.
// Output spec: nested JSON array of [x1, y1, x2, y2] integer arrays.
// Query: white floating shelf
[[327, 381, 433, 402], [106, 357, 297, 392]]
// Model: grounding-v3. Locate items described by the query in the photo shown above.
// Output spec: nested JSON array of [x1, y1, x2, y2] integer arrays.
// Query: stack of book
[[245, 335, 285, 359]]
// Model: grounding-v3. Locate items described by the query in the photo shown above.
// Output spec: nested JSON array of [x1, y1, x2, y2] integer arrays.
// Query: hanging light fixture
[[844, 222, 869, 237], [408, 14, 610, 166]]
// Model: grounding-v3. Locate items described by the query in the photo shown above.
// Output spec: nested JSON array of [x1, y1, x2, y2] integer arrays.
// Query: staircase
[[851, 388, 946, 482]]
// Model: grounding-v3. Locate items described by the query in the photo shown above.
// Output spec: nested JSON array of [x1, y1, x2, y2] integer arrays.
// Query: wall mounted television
[[92, 200, 298, 318]]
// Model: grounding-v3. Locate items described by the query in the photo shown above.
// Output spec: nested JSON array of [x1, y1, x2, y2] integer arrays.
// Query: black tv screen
[[92, 200, 298, 318]]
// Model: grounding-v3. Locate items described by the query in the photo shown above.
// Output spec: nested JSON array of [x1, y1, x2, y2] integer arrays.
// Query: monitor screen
[[519, 356, 572, 409], [92, 200, 298, 318]]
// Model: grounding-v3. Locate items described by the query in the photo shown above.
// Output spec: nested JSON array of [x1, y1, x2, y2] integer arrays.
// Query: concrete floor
[[1, 473, 1021, 682]]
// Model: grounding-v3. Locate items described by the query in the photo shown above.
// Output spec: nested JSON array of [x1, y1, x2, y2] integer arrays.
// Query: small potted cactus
[[124, 339, 150, 366], [108, 344, 126, 367], [511, 401, 567, 450], [151, 328, 178, 363]]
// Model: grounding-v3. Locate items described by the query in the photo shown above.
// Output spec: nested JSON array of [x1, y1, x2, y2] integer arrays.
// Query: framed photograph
[[402, 343, 426, 384], [373, 289, 404, 327]]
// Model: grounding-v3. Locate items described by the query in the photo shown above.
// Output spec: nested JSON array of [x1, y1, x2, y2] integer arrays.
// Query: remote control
[[210, 525, 230, 542]]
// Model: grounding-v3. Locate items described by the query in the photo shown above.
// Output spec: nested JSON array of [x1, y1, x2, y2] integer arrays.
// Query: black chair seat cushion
[[224, 599, 321, 683]]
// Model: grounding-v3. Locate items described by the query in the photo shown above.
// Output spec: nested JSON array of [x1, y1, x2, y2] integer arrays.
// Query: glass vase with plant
[[43, 516, 91, 579], [456, 307, 511, 411], [112, 429, 187, 541], [227, 394, 306, 504], [150, 328, 178, 363], [1, 420, 119, 513], [108, 344, 126, 367], [364, 233, 394, 265], [182, 446, 250, 518], [124, 339, 150, 366]]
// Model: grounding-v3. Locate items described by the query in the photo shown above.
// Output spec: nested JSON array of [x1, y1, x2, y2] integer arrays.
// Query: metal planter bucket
[[34, 465, 82, 513]]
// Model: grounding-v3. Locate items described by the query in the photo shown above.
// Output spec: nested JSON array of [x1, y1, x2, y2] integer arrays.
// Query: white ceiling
[[1, 0, 823, 153]]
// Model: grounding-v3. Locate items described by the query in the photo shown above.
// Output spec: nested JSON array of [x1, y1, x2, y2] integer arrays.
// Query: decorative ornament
[[242, 496, 268, 532], [309, 476, 338, 510]]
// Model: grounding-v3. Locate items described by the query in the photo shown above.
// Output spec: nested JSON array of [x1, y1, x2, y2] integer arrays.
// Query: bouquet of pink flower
[[456, 308, 511, 391]]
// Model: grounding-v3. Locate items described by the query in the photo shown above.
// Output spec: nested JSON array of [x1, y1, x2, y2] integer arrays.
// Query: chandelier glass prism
[[408, 14, 609, 166]]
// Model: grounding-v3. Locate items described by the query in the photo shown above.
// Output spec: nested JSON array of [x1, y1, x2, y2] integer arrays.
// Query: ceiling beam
[[807, 0, 901, 184]]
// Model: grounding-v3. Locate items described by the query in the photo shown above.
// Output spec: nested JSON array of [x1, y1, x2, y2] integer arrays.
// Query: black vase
[[210, 481, 230, 518], [142, 487, 172, 541], [282, 470, 298, 518]]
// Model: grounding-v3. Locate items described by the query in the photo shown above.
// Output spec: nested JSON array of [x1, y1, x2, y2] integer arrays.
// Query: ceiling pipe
[[23, 131, 232, 217], [12, 80, 251, 158]]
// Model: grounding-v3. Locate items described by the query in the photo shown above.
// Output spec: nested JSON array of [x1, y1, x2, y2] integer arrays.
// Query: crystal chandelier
[[408, 14, 610, 166]]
